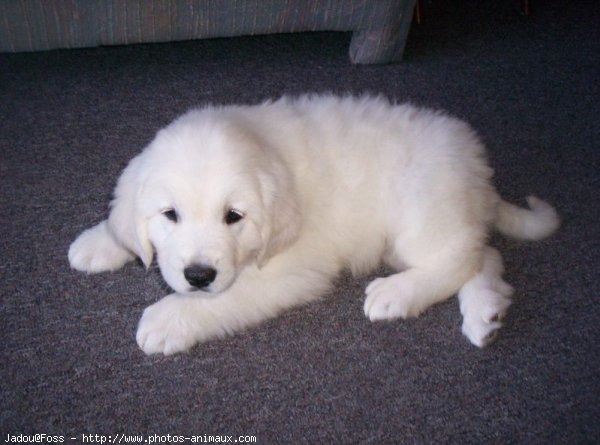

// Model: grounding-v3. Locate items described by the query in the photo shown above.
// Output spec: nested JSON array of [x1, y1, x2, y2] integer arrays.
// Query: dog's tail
[[494, 195, 560, 241]]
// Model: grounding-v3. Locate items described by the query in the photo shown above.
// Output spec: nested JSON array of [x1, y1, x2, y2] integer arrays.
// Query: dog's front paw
[[364, 275, 420, 321], [69, 221, 134, 273], [136, 295, 200, 355]]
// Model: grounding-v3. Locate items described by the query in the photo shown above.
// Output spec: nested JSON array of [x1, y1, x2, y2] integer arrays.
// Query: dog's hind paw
[[459, 282, 513, 348], [458, 247, 514, 347], [460, 298, 509, 347]]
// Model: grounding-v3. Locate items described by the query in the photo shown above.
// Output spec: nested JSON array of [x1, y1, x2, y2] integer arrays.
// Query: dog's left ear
[[256, 159, 302, 267], [107, 154, 154, 268]]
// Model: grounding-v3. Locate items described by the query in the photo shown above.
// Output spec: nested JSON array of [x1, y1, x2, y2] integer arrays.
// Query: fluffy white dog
[[69, 95, 559, 355]]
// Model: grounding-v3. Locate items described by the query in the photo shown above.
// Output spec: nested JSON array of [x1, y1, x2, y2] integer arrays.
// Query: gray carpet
[[1, 0, 599, 443]]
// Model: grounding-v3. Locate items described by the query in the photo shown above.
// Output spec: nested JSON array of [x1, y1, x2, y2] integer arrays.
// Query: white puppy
[[69, 95, 559, 355]]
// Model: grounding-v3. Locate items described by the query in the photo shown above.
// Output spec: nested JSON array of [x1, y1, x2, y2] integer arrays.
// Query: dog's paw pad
[[483, 328, 499, 343], [461, 291, 511, 348], [486, 309, 508, 324], [461, 315, 501, 348]]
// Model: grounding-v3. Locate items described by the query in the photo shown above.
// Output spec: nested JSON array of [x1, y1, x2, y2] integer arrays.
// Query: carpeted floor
[[1, 1, 598, 443]]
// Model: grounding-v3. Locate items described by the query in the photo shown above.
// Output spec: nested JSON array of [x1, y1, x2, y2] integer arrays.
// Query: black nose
[[183, 265, 217, 289]]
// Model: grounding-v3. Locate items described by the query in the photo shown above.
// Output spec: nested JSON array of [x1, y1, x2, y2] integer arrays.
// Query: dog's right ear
[[107, 154, 154, 268]]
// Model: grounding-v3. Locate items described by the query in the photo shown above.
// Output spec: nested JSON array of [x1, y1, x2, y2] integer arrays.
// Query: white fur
[[68, 95, 560, 355]]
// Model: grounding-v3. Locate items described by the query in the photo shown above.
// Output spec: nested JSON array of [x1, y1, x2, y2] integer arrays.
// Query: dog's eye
[[224, 209, 244, 225], [162, 209, 179, 223]]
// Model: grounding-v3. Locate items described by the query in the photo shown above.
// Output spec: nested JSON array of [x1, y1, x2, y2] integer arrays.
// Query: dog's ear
[[256, 159, 302, 267], [107, 155, 154, 268]]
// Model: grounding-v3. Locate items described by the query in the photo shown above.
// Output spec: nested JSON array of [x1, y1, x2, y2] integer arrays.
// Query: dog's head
[[107, 109, 301, 294]]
